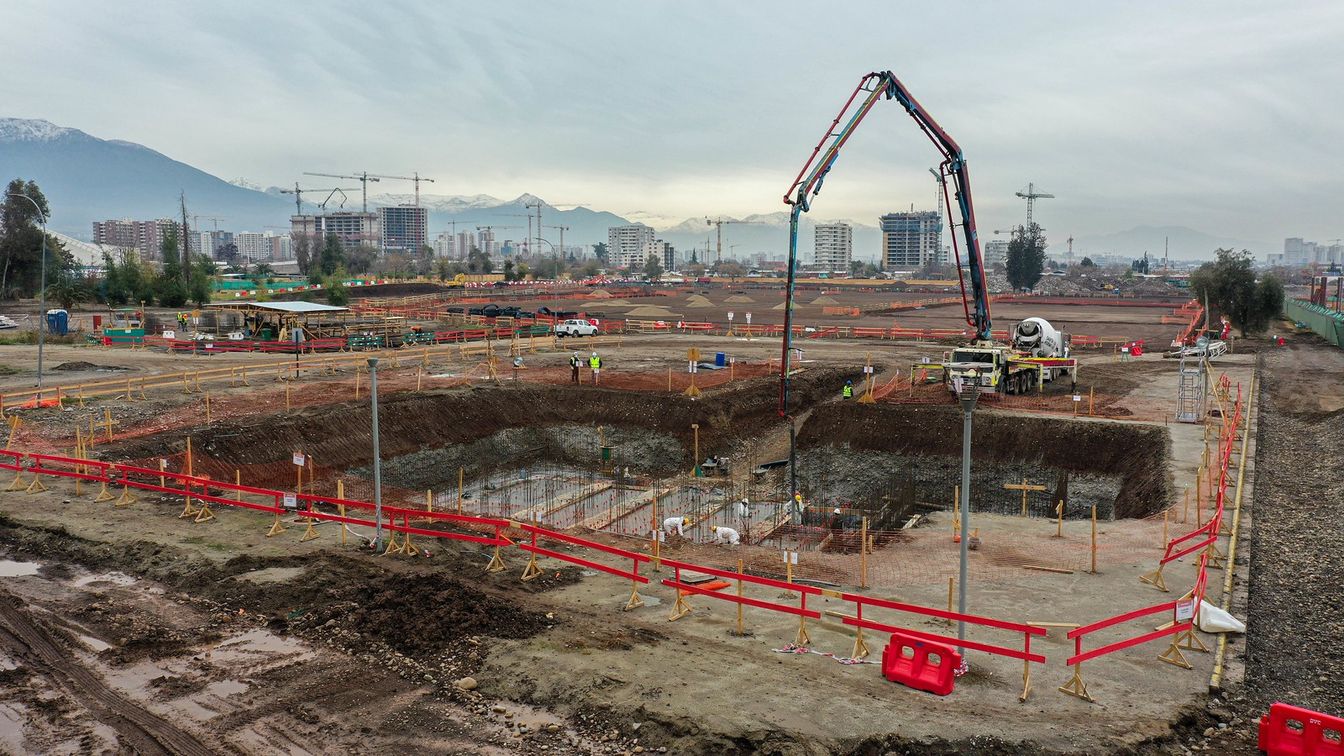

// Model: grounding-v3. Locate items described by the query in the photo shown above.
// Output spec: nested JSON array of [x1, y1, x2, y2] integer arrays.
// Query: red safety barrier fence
[[1258, 702, 1344, 755]]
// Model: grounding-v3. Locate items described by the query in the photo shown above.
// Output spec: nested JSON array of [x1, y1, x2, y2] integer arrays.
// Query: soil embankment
[[103, 370, 846, 488], [798, 403, 1170, 518]]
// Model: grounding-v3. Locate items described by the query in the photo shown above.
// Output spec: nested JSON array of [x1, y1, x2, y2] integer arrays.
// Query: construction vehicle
[[940, 317, 1077, 395], [777, 70, 1076, 406]]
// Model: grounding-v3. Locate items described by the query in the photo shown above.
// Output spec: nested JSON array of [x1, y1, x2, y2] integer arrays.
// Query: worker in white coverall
[[663, 516, 691, 537], [710, 525, 741, 545]]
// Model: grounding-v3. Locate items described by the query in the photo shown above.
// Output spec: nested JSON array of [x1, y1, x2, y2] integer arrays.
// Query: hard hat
[[683, 517, 691, 524], [591, 352, 597, 356], [833, 507, 841, 514], [710, 525, 718, 532], [845, 379, 852, 384]]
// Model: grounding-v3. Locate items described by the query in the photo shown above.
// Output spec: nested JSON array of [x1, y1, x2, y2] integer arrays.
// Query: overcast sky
[[3, 1, 1341, 244]]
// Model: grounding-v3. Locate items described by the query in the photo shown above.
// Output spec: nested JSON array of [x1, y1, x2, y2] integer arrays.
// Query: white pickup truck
[[554, 319, 598, 338]]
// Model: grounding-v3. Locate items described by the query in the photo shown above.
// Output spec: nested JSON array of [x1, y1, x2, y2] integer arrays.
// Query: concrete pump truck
[[777, 70, 1076, 404]]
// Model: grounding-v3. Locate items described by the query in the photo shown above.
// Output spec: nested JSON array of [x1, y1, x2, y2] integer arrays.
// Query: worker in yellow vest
[[588, 352, 602, 384], [842, 379, 853, 399]]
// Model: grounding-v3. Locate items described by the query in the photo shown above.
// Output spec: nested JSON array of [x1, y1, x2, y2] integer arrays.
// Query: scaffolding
[[1174, 355, 1206, 423]]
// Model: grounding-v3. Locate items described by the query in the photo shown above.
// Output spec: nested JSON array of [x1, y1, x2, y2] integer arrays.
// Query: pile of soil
[[724, 294, 754, 304], [684, 295, 714, 309], [624, 305, 681, 318], [589, 289, 613, 299], [52, 361, 127, 372], [810, 295, 840, 305]]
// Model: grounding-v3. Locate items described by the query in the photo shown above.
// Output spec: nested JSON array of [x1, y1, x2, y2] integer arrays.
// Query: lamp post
[[368, 357, 383, 551], [956, 371, 980, 655], [6, 193, 47, 388]]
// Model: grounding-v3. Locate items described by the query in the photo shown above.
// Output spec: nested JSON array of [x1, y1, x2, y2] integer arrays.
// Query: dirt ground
[[0, 300, 1329, 755]]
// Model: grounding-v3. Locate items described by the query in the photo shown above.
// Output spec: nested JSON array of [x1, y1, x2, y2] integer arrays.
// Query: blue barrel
[[715, 351, 726, 367]]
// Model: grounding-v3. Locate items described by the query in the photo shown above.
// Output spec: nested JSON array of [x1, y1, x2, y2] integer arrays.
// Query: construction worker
[[569, 351, 581, 384], [589, 351, 602, 384], [735, 497, 750, 519], [710, 525, 741, 546], [842, 379, 854, 399], [663, 515, 691, 537]]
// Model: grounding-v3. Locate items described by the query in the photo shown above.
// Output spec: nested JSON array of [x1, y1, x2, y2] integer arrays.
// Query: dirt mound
[[810, 295, 839, 305], [684, 295, 714, 309], [589, 289, 614, 299], [772, 302, 787, 310], [724, 294, 754, 304], [625, 305, 681, 318], [345, 572, 551, 655], [52, 361, 127, 372]]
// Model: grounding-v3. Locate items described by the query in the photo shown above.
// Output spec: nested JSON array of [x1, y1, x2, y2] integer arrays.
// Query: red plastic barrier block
[[1258, 702, 1344, 755], [881, 632, 961, 696]]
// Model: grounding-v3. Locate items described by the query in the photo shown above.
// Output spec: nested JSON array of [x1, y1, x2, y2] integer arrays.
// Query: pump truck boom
[[779, 70, 1076, 405], [779, 70, 992, 413]]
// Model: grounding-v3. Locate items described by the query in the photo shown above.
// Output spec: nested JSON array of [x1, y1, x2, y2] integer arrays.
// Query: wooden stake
[[1162, 508, 1169, 546], [338, 479, 347, 546], [205, 392, 211, 423], [426, 488, 433, 514], [1089, 504, 1098, 574], [1182, 488, 1189, 524], [235, 469, 241, 501], [735, 559, 745, 636], [103, 408, 113, 442], [1088, 386, 1095, 416], [355, 369, 361, 400], [946, 576, 955, 626], [860, 516, 869, 589], [285, 383, 291, 411], [1055, 499, 1064, 538]]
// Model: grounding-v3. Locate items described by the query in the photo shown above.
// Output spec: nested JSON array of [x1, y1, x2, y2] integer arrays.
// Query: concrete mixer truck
[[937, 317, 1078, 396]]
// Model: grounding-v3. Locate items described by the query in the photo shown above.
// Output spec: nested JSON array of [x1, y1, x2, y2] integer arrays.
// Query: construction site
[[1, 71, 1340, 756]]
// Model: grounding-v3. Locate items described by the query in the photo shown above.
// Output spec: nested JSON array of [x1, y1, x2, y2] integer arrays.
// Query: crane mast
[[779, 70, 991, 416]]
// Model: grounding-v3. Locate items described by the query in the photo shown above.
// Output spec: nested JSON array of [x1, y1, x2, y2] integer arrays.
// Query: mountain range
[[1, 117, 1259, 261]]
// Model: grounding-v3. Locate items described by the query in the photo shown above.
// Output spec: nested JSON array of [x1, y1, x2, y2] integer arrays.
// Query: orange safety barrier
[[882, 633, 962, 696], [1258, 702, 1344, 756]]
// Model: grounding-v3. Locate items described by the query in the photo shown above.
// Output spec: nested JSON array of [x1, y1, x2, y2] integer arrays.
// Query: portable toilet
[[45, 309, 69, 336]]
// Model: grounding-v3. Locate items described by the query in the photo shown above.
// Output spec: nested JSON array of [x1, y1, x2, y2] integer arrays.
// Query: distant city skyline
[[3, 2, 1341, 245]]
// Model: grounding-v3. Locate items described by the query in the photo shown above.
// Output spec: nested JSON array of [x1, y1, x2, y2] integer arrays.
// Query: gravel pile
[[1243, 349, 1344, 716]]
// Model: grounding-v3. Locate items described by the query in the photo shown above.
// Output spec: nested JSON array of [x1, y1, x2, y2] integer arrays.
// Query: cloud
[[2, 0, 1341, 247]]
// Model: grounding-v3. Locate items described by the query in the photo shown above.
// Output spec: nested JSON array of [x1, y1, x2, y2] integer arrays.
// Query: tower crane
[[705, 217, 758, 265], [303, 172, 380, 213], [1014, 182, 1054, 226], [368, 172, 436, 207], [545, 225, 571, 262], [280, 183, 359, 216]]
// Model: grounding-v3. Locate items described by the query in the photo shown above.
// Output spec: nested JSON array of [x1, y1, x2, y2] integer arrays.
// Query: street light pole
[[957, 375, 979, 657], [6, 193, 47, 388], [368, 357, 383, 551]]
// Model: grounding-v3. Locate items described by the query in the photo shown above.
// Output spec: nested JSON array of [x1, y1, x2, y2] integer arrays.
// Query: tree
[[187, 254, 215, 307], [579, 259, 600, 277], [346, 244, 377, 275], [294, 234, 313, 276], [1005, 223, 1047, 291], [316, 232, 346, 281], [1080, 256, 1096, 268], [644, 254, 663, 281], [325, 267, 351, 306], [1, 179, 71, 298], [592, 242, 608, 264], [502, 259, 516, 281], [1189, 248, 1285, 336], [45, 274, 90, 311], [1132, 254, 1151, 274], [717, 261, 745, 282], [156, 230, 188, 307]]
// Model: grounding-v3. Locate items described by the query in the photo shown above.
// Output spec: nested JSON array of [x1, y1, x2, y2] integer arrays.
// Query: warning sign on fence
[[283, 493, 297, 509], [1175, 597, 1195, 622], [292, 452, 305, 466]]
